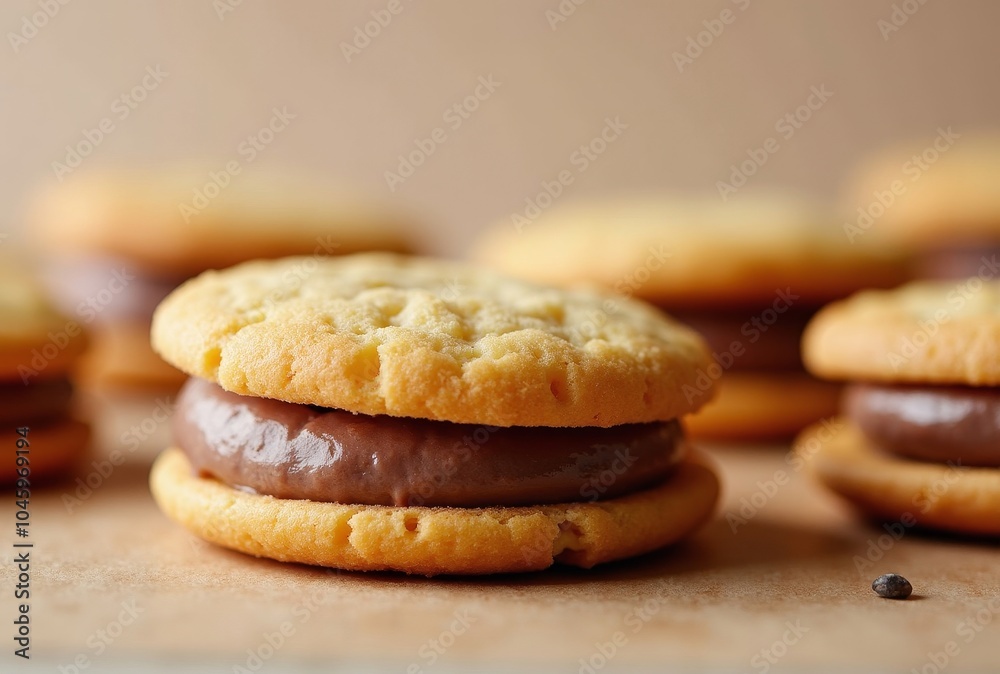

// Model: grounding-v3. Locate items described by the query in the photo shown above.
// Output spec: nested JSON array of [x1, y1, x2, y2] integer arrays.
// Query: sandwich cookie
[[29, 167, 414, 389], [474, 195, 907, 439], [149, 254, 720, 575], [800, 280, 1000, 535], [842, 131, 1000, 278], [0, 267, 90, 482]]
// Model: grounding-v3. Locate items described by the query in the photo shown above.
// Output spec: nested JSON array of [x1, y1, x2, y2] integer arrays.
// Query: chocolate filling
[[918, 245, 1000, 281], [43, 257, 183, 324], [844, 383, 1000, 467], [667, 308, 815, 371], [0, 378, 73, 425], [174, 378, 685, 507]]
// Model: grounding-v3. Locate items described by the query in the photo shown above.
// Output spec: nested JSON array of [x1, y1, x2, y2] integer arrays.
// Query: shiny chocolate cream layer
[[0, 378, 73, 426], [174, 378, 686, 507], [667, 306, 815, 371], [43, 257, 184, 325], [844, 383, 1000, 467]]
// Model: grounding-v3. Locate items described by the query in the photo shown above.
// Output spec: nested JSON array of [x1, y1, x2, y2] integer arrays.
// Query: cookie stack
[[0, 268, 90, 482], [474, 195, 908, 439], [149, 254, 720, 575], [843, 131, 1000, 278], [800, 281, 1000, 535], [29, 167, 413, 389]]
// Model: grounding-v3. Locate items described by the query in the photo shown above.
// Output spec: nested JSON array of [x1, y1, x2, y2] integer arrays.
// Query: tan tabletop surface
[[3, 391, 999, 673]]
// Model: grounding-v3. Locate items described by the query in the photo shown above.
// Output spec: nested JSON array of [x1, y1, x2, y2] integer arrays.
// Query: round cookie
[[685, 373, 841, 441], [0, 267, 87, 381], [803, 280, 1000, 386], [842, 132, 1000, 248], [29, 167, 413, 278], [150, 448, 719, 576], [797, 421, 1000, 536], [474, 194, 906, 306], [151, 253, 716, 428]]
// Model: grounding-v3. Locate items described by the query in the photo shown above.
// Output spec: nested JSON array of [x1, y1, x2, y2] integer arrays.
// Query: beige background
[[2, 0, 999, 255]]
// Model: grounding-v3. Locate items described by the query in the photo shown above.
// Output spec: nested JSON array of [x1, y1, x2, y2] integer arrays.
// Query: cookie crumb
[[872, 573, 912, 599]]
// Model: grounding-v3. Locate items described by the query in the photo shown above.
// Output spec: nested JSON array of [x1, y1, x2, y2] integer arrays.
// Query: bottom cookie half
[[150, 448, 719, 576], [798, 419, 1000, 536]]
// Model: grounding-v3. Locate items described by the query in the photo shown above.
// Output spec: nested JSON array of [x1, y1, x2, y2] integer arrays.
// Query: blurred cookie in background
[[0, 265, 90, 482], [27, 166, 416, 390], [473, 194, 909, 440], [842, 130, 1000, 278]]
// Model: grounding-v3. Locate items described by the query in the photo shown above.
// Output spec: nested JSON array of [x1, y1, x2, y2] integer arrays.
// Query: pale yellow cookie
[[797, 421, 1000, 536], [29, 167, 413, 276], [473, 194, 906, 306], [150, 448, 719, 576], [842, 132, 1000, 247], [685, 372, 840, 441], [151, 254, 716, 427], [0, 266, 87, 382], [803, 280, 1000, 386]]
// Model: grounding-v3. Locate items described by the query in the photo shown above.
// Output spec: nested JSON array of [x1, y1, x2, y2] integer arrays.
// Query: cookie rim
[[150, 447, 719, 576]]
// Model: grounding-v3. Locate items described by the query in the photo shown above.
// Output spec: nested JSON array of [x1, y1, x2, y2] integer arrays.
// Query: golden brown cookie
[[473, 194, 906, 306], [0, 267, 87, 382], [842, 131, 1000, 248], [76, 322, 185, 390], [150, 448, 719, 576], [797, 421, 1000, 536], [685, 373, 840, 441], [151, 254, 717, 427], [803, 280, 1000, 386], [29, 167, 413, 277]]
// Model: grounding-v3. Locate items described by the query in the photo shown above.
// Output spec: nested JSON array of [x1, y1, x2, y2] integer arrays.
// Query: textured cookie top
[[0, 266, 86, 380], [474, 194, 906, 307], [29, 168, 413, 276], [842, 132, 1000, 247], [803, 280, 1000, 386], [151, 254, 715, 427]]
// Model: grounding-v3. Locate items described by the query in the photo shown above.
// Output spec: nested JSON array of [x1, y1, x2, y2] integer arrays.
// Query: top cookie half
[[151, 254, 715, 427], [803, 279, 1000, 386], [474, 194, 906, 307], [29, 167, 413, 277]]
